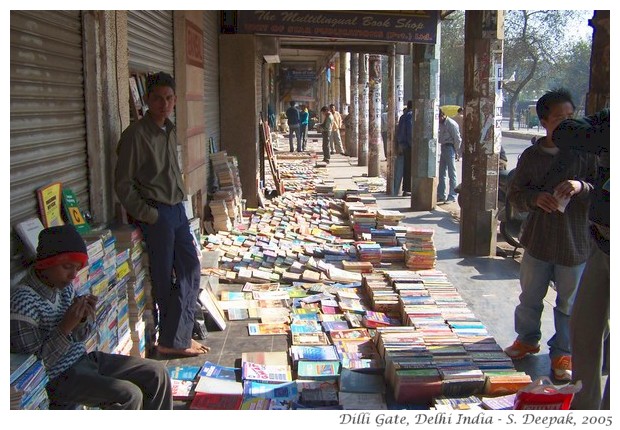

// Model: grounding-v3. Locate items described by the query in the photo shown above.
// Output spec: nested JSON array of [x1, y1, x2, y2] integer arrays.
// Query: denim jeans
[[437, 144, 457, 200], [300, 124, 308, 150], [138, 202, 201, 350], [514, 251, 585, 358], [289, 124, 301, 151]]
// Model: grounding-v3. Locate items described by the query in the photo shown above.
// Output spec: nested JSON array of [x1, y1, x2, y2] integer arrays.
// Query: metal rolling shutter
[[127, 10, 174, 74], [10, 10, 88, 228], [203, 11, 221, 151]]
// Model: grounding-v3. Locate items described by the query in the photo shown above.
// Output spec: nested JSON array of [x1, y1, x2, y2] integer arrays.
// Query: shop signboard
[[236, 10, 439, 44]]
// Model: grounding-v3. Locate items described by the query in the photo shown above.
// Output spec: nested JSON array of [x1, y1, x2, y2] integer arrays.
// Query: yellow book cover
[[37, 182, 64, 228]]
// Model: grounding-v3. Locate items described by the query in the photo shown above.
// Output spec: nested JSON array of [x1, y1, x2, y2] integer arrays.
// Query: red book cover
[[189, 392, 242, 410]]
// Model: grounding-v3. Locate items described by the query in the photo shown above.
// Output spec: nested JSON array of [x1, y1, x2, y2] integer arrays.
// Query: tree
[[502, 10, 592, 129], [440, 11, 465, 105], [548, 38, 592, 114]]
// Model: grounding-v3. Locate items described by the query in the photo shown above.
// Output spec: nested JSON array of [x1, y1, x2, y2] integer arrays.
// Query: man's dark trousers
[[139, 202, 200, 350], [402, 146, 412, 193]]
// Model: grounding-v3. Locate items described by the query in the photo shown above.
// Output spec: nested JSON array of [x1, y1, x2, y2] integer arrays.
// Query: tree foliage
[[436, 10, 593, 129], [502, 10, 592, 129], [440, 11, 465, 106]]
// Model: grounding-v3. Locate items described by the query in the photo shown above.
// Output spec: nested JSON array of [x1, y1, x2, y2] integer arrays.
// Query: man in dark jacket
[[553, 108, 610, 409], [286, 101, 301, 152], [396, 101, 413, 196]]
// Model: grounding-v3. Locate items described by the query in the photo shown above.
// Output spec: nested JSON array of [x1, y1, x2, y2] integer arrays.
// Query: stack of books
[[10, 353, 49, 410], [356, 242, 381, 264], [375, 209, 405, 228], [209, 199, 232, 232], [404, 227, 437, 269], [112, 224, 151, 357]]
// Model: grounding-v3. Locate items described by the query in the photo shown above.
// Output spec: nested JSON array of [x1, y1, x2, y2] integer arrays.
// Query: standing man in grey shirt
[[437, 108, 462, 202], [115, 72, 209, 357]]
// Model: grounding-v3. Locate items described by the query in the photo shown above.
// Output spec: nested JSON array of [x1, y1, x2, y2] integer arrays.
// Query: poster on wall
[[279, 62, 316, 102]]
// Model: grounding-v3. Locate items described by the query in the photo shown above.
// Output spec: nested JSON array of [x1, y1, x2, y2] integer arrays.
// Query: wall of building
[[219, 34, 259, 207], [174, 11, 208, 216]]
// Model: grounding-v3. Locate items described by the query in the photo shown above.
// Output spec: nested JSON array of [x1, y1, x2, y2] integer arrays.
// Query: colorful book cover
[[171, 379, 195, 400], [290, 345, 340, 362], [168, 365, 201, 381], [61, 188, 91, 233], [321, 321, 350, 332], [198, 361, 240, 381], [290, 320, 323, 334], [291, 332, 331, 346], [243, 380, 298, 400], [296, 360, 341, 379], [36, 182, 64, 228], [189, 392, 242, 410], [248, 323, 289, 336], [242, 362, 292, 383]]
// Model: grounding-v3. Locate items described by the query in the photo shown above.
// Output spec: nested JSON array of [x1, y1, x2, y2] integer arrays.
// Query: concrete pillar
[[368, 54, 382, 177], [586, 10, 610, 114], [410, 36, 441, 210], [333, 56, 340, 107], [83, 11, 126, 223], [396, 54, 404, 115], [386, 46, 396, 195], [358, 53, 369, 166], [340, 51, 348, 114], [219, 34, 259, 207], [324, 68, 329, 107], [348, 53, 359, 158], [459, 10, 505, 256]]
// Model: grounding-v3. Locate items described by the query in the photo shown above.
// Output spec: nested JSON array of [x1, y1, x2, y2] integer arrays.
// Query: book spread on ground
[[198, 361, 240, 381], [167, 365, 201, 381], [171, 379, 195, 400], [248, 323, 289, 335]]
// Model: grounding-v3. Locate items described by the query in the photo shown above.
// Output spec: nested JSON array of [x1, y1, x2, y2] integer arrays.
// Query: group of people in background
[[394, 103, 463, 201]]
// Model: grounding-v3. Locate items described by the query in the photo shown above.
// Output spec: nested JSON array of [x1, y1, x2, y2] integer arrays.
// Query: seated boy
[[10, 225, 173, 409]]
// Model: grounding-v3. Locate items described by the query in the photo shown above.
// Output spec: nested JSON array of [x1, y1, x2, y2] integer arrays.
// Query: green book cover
[[61, 188, 91, 233]]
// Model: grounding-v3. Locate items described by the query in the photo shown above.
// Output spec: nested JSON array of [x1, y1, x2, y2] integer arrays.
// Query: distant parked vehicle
[[439, 105, 460, 118]]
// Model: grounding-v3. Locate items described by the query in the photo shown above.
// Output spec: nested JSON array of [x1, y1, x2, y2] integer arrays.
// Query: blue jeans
[[138, 202, 201, 350], [515, 251, 585, 358], [300, 124, 308, 150], [437, 144, 457, 200], [289, 124, 301, 151]]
